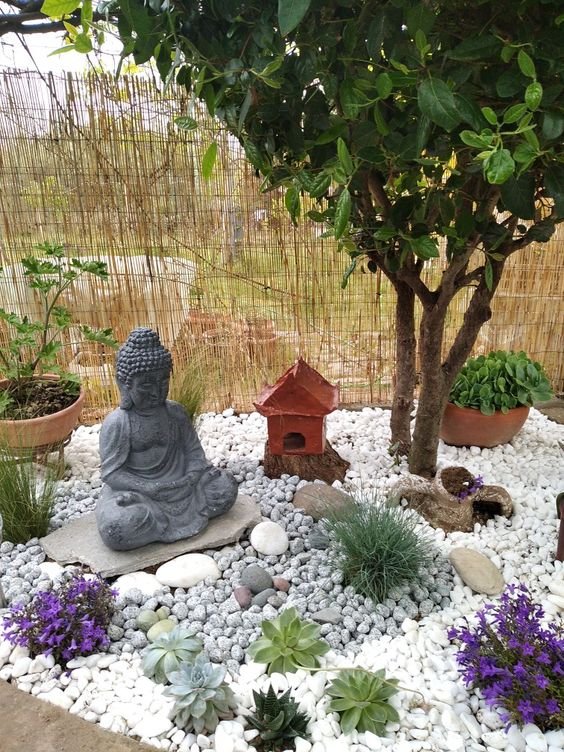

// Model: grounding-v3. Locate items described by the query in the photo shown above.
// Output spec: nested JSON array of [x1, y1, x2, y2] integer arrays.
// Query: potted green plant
[[440, 350, 553, 448], [0, 242, 117, 449]]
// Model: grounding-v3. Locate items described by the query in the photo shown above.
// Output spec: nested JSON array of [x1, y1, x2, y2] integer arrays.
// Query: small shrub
[[0, 447, 57, 542], [2, 570, 116, 667], [142, 626, 202, 684], [449, 583, 564, 731], [327, 668, 399, 735], [248, 684, 310, 751], [164, 653, 236, 733], [324, 496, 434, 603], [247, 606, 329, 674]]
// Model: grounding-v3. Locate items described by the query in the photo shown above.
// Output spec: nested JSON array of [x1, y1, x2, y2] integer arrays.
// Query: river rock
[[250, 521, 289, 555], [293, 483, 353, 520], [155, 553, 221, 588], [240, 565, 273, 594], [147, 619, 175, 642], [448, 547, 505, 595], [252, 588, 277, 608], [233, 586, 252, 609], [113, 571, 162, 597], [311, 608, 342, 625]]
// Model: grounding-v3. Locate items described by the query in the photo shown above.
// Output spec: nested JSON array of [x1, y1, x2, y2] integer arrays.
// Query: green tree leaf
[[284, 185, 301, 226], [545, 164, 564, 218], [417, 78, 461, 132], [278, 0, 311, 36], [337, 138, 353, 176], [517, 49, 536, 78], [41, 0, 80, 16], [525, 81, 543, 111], [201, 142, 218, 180], [174, 116, 198, 131], [334, 188, 351, 240], [484, 149, 515, 184], [408, 235, 439, 260], [500, 174, 535, 219]]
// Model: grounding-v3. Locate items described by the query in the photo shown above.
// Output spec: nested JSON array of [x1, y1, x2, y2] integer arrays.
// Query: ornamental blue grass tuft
[[448, 583, 564, 731], [2, 570, 116, 667]]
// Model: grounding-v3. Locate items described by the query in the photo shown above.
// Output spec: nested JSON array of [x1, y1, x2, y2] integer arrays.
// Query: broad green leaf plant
[[0, 242, 117, 415], [37, 0, 564, 477], [247, 606, 330, 674]]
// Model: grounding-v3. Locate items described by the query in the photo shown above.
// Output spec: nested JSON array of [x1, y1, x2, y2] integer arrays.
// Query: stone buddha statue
[[96, 327, 238, 551]]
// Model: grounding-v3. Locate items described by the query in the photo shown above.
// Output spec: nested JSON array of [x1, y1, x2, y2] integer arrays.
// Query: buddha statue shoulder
[[96, 327, 238, 551]]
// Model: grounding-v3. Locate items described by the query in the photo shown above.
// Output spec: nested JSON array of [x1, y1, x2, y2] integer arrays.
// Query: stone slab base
[[40, 494, 260, 578]]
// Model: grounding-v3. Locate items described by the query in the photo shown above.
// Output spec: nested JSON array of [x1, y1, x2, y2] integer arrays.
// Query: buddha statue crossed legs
[[96, 328, 237, 551]]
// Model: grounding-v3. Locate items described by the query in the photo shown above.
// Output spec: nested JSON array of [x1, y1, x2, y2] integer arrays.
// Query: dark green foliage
[[327, 668, 400, 735], [325, 498, 434, 603], [248, 684, 310, 751], [247, 607, 330, 674], [449, 350, 553, 415]]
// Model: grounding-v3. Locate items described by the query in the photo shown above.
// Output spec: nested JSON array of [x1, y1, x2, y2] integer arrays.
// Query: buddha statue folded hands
[[96, 327, 238, 551]]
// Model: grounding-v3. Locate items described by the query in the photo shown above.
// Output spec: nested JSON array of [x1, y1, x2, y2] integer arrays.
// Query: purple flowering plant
[[455, 475, 484, 501], [448, 583, 564, 731], [2, 571, 116, 667]]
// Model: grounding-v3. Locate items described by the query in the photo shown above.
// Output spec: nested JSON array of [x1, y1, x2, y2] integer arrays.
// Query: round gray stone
[[240, 564, 274, 594]]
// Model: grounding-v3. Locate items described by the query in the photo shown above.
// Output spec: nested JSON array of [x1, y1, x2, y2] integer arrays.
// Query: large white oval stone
[[113, 571, 162, 597], [449, 547, 504, 595], [250, 521, 289, 556], [155, 553, 221, 588]]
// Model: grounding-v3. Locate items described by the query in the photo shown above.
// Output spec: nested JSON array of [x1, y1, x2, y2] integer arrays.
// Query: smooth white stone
[[196, 734, 211, 749], [482, 730, 507, 749], [29, 654, 55, 673], [89, 697, 108, 715], [525, 736, 548, 752], [11, 657, 32, 678], [505, 726, 526, 752], [38, 561, 65, 581], [460, 713, 482, 740], [155, 554, 221, 588], [9, 646, 30, 663], [250, 521, 289, 555], [113, 572, 163, 597], [548, 579, 564, 598], [39, 687, 74, 710], [214, 724, 235, 752], [295, 739, 312, 752], [131, 715, 173, 739]]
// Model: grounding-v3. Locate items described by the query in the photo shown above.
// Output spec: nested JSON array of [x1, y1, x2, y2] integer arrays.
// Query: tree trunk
[[408, 263, 506, 477], [389, 281, 416, 454], [409, 304, 449, 477]]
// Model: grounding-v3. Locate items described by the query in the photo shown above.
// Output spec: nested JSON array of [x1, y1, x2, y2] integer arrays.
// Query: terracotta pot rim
[[446, 402, 530, 415]]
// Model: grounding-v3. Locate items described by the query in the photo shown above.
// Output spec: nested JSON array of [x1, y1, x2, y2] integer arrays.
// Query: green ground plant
[[164, 653, 236, 733], [248, 684, 311, 752], [142, 626, 203, 684], [247, 606, 330, 674], [327, 668, 400, 735], [325, 496, 434, 603], [0, 446, 57, 542], [449, 350, 553, 414]]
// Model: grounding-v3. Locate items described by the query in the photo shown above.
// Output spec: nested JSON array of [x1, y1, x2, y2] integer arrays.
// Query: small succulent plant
[[164, 653, 236, 733], [247, 607, 330, 674], [327, 668, 399, 735], [248, 684, 311, 751], [142, 626, 202, 684]]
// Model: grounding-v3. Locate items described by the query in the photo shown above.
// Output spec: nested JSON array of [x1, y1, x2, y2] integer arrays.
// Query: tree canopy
[[20, 0, 564, 474]]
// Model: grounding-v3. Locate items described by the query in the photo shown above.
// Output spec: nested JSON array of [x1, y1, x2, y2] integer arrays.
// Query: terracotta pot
[[440, 402, 530, 448], [0, 376, 85, 449]]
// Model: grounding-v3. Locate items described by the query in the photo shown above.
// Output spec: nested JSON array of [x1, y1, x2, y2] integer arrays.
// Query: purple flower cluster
[[448, 583, 564, 731], [455, 475, 484, 501], [2, 571, 116, 667]]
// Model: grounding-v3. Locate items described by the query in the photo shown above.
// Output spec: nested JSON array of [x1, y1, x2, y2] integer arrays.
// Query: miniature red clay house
[[254, 359, 339, 455]]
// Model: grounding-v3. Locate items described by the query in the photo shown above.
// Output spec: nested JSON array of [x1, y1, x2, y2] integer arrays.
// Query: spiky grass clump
[[325, 496, 434, 603], [0, 447, 57, 542]]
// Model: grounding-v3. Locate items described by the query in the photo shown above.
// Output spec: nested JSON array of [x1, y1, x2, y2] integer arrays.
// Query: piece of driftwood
[[262, 440, 349, 484], [392, 466, 513, 533]]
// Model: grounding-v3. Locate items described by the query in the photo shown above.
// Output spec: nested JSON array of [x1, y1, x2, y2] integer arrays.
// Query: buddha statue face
[[128, 367, 170, 411], [115, 328, 173, 411]]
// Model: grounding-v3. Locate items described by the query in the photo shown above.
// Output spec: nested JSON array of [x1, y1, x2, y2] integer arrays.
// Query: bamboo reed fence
[[0, 69, 562, 420]]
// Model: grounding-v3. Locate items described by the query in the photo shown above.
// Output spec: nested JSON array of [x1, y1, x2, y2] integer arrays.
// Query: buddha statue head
[[115, 328, 173, 410]]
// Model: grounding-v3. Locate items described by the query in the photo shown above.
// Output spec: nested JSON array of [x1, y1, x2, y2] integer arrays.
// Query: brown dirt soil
[[0, 679, 155, 752], [1, 379, 78, 420]]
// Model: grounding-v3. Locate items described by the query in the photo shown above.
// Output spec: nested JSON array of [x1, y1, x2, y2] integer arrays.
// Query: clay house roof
[[254, 358, 339, 417]]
